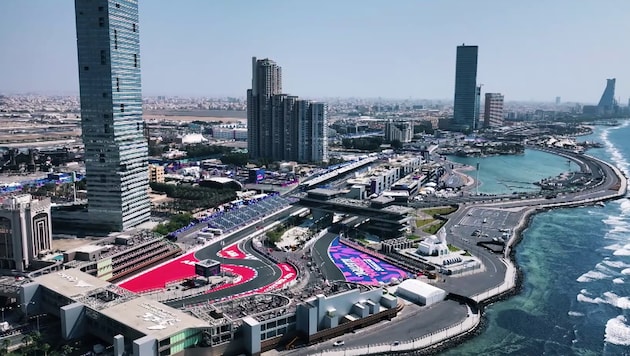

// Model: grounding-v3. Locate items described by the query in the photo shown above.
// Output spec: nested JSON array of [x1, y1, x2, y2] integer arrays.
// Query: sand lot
[[145, 115, 245, 124]]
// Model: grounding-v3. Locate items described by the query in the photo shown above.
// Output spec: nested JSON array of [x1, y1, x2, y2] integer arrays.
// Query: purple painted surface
[[328, 237, 408, 285]]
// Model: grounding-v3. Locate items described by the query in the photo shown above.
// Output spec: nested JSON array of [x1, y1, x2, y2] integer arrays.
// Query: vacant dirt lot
[[145, 115, 245, 123]]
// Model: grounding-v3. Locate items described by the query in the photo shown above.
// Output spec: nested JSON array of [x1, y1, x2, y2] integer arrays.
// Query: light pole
[[20, 301, 35, 325]]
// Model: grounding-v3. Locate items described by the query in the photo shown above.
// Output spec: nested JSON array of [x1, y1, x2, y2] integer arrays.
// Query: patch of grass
[[447, 244, 460, 252], [415, 218, 434, 227], [422, 206, 457, 216], [463, 251, 472, 256], [407, 235, 422, 241], [422, 220, 446, 234]]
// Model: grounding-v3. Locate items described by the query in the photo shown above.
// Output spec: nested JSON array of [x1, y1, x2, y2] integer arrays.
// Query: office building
[[598, 78, 616, 113], [483, 93, 505, 128], [247, 57, 328, 163], [0, 194, 52, 271], [384, 120, 413, 143], [75, 0, 151, 231], [453, 44, 479, 131]]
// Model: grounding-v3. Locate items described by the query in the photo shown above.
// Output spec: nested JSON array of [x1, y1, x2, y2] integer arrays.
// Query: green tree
[[1, 338, 10, 354], [60, 344, 74, 356], [390, 139, 403, 150]]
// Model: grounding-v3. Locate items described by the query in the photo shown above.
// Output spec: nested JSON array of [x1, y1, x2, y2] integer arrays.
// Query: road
[[164, 206, 302, 307]]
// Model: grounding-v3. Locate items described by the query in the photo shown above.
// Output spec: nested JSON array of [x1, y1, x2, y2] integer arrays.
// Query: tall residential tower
[[247, 58, 282, 160], [483, 93, 505, 128], [75, 0, 150, 231], [247, 57, 327, 163], [453, 44, 479, 131]]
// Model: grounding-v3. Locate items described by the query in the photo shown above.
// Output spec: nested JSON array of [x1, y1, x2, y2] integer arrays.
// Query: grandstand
[[63, 231, 182, 282], [205, 195, 291, 233]]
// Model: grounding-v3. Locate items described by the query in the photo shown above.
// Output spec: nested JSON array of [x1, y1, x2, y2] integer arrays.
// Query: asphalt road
[[291, 299, 468, 355], [165, 206, 302, 307], [310, 232, 345, 282]]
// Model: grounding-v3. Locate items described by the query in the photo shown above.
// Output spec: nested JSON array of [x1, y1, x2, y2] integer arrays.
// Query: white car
[[333, 340, 345, 347]]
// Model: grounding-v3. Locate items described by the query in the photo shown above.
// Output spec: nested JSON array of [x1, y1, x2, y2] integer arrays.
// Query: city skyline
[[2, 1, 630, 102]]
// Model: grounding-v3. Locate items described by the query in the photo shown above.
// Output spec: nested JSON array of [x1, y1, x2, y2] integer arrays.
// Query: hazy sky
[[1, 1, 629, 103]]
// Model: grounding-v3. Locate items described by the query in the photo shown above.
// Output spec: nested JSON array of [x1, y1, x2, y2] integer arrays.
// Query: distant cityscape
[[0, 1, 628, 356]]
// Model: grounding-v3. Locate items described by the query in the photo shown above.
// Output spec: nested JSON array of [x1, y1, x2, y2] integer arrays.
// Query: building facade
[[0, 195, 52, 271], [247, 57, 282, 160], [453, 44, 479, 131], [148, 164, 164, 183], [247, 57, 327, 163], [598, 78, 617, 113], [483, 93, 505, 128], [384, 120, 413, 143], [75, 0, 151, 231]]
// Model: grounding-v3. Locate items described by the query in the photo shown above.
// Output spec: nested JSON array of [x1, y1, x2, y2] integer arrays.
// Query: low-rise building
[[0, 194, 52, 271]]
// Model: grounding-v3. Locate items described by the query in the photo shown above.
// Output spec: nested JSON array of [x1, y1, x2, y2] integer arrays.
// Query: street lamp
[[20, 301, 35, 325]]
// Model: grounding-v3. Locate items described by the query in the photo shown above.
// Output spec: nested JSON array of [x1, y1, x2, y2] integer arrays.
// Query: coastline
[[420, 152, 628, 354], [318, 149, 628, 356]]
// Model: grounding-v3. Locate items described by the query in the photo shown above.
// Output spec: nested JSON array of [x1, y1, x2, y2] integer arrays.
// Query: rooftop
[[34, 269, 207, 340]]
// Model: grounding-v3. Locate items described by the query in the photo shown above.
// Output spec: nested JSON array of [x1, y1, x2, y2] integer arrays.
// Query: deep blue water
[[444, 123, 630, 356]]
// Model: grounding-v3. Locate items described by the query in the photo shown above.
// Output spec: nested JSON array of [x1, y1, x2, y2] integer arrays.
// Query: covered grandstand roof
[[33, 269, 208, 340], [200, 177, 243, 190]]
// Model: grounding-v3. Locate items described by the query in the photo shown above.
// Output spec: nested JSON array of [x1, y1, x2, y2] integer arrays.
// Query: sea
[[443, 123, 630, 356]]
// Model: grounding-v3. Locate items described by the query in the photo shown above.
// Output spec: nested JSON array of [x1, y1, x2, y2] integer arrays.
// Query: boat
[[596, 201, 606, 207]]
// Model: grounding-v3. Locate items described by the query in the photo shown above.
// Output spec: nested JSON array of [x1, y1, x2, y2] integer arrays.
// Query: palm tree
[[40, 342, 51, 356], [1, 338, 10, 354], [21, 334, 33, 355], [60, 344, 74, 356]]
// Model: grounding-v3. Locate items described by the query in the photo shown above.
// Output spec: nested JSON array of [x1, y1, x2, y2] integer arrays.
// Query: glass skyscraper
[[453, 44, 479, 131], [74, 0, 150, 231]]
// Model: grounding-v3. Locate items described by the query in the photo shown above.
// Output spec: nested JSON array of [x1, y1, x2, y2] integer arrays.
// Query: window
[[98, 6, 104, 12], [132, 23, 136, 32], [100, 175, 106, 183], [133, 54, 137, 67], [99, 153, 106, 163], [102, 92, 108, 98], [99, 17, 105, 27], [103, 124, 110, 133], [100, 50, 106, 65], [84, 66, 89, 71], [136, 122, 141, 131], [116, 77, 120, 92], [120, 104, 125, 113], [103, 114, 110, 119], [114, 30, 117, 49], [115, 3, 120, 8]]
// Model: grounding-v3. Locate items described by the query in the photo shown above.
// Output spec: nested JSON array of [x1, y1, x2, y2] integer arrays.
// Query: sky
[[1, 0, 629, 103]]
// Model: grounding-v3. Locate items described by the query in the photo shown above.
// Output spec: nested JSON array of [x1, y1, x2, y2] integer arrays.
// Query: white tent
[[397, 279, 447, 306]]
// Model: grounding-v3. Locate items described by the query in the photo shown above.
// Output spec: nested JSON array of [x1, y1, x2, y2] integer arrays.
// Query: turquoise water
[[448, 149, 571, 195], [445, 123, 630, 355]]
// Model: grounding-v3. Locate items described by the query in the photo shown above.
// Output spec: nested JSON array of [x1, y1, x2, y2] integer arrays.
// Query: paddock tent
[[397, 279, 447, 306]]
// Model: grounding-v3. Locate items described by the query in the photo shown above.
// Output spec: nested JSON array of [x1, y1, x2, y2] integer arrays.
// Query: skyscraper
[[247, 57, 327, 163], [247, 57, 282, 160], [75, 0, 150, 231], [453, 44, 479, 131], [483, 93, 505, 128], [598, 78, 616, 113]]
